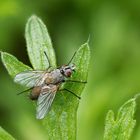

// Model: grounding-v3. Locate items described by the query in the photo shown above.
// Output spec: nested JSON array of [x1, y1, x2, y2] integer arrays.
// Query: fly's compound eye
[[64, 69, 72, 77]]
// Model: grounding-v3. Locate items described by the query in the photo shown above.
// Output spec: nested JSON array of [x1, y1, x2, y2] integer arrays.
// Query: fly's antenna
[[67, 35, 90, 65], [44, 51, 51, 68], [68, 51, 77, 65], [17, 87, 33, 95]]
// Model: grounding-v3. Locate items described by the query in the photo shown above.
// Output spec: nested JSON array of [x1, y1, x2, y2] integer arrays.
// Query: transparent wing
[[14, 71, 46, 87], [36, 85, 57, 119]]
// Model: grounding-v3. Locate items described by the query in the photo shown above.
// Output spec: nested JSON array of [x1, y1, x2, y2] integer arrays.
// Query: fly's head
[[60, 64, 76, 77]]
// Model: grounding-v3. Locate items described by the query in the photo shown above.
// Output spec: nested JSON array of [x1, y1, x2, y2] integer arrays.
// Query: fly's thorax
[[44, 73, 54, 84], [44, 69, 64, 84], [30, 86, 41, 100]]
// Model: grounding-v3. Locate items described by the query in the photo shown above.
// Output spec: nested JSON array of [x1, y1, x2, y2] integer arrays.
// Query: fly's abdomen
[[30, 86, 41, 100]]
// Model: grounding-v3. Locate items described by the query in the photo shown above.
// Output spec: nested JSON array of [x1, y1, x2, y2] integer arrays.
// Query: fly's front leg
[[47, 66, 54, 72], [44, 51, 53, 71], [64, 79, 87, 84]]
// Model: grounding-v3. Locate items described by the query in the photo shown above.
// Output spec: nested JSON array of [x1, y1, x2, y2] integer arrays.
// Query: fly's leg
[[44, 51, 51, 68], [59, 88, 81, 99], [42, 43, 52, 69], [67, 51, 77, 65], [44, 51, 53, 71], [17, 87, 35, 100], [64, 80, 87, 84], [17, 87, 33, 95], [60, 80, 86, 99]]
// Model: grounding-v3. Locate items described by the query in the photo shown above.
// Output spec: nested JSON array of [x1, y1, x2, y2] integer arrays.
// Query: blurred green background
[[1, 0, 140, 140]]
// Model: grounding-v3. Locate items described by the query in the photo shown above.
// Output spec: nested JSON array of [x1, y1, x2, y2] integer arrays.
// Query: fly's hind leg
[[17, 87, 33, 95], [44, 51, 53, 71]]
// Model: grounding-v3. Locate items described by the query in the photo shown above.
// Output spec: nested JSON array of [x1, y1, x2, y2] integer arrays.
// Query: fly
[[14, 52, 86, 119]]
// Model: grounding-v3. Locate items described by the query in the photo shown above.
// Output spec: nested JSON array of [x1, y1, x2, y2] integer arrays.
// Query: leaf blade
[[25, 15, 56, 70], [0, 127, 15, 140], [104, 97, 136, 140], [43, 42, 90, 140], [1, 52, 32, 78]]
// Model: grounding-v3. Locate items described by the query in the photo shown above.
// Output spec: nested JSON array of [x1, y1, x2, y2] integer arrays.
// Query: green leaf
[[1, 52, 32, 78], [0, 127, 15, 140], [104, 97, 136, 140], [25, 15, 56, 70], [42, 43, 90, 140], [1, 15, 90, 140]]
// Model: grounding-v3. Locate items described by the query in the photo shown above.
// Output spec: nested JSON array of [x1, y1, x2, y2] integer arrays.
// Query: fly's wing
[[14, 71, 46, 87], [36, 85, 57, 119]]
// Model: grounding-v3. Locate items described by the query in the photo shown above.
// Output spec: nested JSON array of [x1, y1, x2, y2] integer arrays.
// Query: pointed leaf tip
[[1, 52, 32, 78], [43, 42, 90, 140]]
